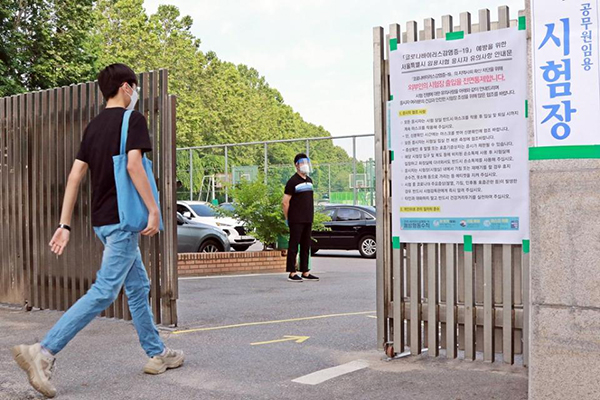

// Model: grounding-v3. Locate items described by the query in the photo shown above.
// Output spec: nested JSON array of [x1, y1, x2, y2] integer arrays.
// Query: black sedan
[[177, 212, 231, 253], [312, 205, 376, 258]]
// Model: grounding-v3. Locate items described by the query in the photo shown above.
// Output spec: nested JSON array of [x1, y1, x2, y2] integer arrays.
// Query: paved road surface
[[0, 252, 527, 399]]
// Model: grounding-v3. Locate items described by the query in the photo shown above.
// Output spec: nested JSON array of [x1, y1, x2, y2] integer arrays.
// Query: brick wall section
[[177, 250, 288, 277]]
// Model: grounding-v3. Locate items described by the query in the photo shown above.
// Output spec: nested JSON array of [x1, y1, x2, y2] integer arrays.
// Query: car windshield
[[220, 203, 235, 212], [362, 206, 376, 216], [190, 204, 216, 217]]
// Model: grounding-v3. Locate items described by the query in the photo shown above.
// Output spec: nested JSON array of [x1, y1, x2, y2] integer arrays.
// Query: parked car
[[312, 205, 377, 258], [177, 212, 231, 253], [177, 201, 256, 251]]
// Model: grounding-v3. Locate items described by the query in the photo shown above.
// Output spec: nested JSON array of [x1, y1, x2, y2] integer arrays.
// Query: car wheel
[[199, 239, 223, 253], [310, 248, 319, 256], [233, 245, 251, 252], [358, 235, 376, 258]]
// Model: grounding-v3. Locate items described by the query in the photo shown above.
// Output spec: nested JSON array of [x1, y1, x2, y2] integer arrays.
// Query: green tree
[[0, 0, 97, 96]]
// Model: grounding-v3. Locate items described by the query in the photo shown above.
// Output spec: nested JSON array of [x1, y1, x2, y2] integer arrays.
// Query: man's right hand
[[141, 210, 160, 237]]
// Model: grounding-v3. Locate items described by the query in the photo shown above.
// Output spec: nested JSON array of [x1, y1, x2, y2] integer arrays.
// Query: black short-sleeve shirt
[[76, 108, 152, 227], [284, 173, 314, 224]]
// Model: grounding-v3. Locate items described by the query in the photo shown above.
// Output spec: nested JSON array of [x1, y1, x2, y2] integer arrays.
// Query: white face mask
[[299, 164, 310, 174], [125, 84, 138, 110]]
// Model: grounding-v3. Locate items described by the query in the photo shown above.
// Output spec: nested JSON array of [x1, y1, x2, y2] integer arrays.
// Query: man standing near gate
[[282, 154, 319, 282]]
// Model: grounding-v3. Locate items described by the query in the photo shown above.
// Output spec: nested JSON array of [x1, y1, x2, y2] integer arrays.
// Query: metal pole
[[328, 164, 331, 202], [306, 140, 310, 158], [264, 143, 268, 185], [224, 146, 229, 203], [189, 149, 193, 201], [353, 136, 357, 205]]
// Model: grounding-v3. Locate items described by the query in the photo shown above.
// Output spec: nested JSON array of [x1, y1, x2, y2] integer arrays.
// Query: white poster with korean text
[[389, 28, 529, 244], [532, 0, 600, 146]]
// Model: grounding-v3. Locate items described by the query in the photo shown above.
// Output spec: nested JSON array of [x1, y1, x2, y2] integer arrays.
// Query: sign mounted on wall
[[388, 27, 529, 244], [532, 0, 600, 148]]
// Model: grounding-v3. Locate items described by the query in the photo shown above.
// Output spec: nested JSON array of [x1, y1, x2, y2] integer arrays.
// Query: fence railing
[[0, 70, 179, 326], [176, 134, 375, 206], [373, 5, 529, 365]]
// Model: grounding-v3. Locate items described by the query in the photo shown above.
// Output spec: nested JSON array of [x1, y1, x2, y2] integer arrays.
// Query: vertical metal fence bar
[[352, 136, 357, 205], [374, 26, 387, 351], [512, 245, 523, 354], [23, 93, 32, 308], [189, 149, 193, 200], [522, 244, 530, 367], [475, 244, 485, 353], [503, 244, 514, 364], [483, 244, 495, 362], [264, 143, 268, 185], [427, 243, 439, 356], [39, 91, 49, 310], [224, 146, 229, 203], [53, 88, 62, 310], [392, 245, 404, 354], [159, 69, 178, 326], [409, 243, 421, 354], [148, 70, 161, 323], [464, 244, 475, 361], [456, 243, 465, 351], [48, 90, 56, 312], [169, 94, 180, 325], [0, 98, 7, 303], [10, 96, 20, 304], [440, 242, 447, 349], [446, 244, 457, 359]]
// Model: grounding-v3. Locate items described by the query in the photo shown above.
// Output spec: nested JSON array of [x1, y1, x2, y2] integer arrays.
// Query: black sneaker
[[288, 274, 303, 282], [301, 274, 319, 281]]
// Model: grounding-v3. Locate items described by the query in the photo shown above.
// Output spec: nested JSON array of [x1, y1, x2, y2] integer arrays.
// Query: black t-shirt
[[284, 173, 314, 224], [76, 108, 152, 227]]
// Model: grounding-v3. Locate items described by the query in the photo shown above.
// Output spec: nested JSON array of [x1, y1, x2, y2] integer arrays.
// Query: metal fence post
[[353, 136, 357, 205], [264, 142, 268, 185], [328, 164, 331, 202], [306, 140, 310, 157], [189, 149, 193, 201], [224, 145, 229, 202]]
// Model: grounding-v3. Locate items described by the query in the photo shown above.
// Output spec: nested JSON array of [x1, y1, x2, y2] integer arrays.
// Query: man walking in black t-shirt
[[11, 64, 183, 398], [282, 154, 319, 282]]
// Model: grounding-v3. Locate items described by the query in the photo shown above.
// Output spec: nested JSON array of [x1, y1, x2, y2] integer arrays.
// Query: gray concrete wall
[[529, 159, 600, 399]]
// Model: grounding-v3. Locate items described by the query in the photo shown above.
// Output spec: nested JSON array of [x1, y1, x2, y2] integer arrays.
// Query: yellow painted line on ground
[[173, 311, 376, 335], [251, 335, 310, 346]]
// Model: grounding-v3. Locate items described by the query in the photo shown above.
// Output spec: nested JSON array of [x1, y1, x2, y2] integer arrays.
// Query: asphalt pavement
[[0, 251, 527, 399]]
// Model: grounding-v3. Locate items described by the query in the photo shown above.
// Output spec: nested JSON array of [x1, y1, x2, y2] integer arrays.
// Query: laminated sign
[[532, 0, 600, 147], [388, 27, 529, 244]]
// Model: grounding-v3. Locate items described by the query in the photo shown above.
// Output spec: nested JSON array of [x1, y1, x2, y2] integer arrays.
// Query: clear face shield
[[296, 158, 313, 175]]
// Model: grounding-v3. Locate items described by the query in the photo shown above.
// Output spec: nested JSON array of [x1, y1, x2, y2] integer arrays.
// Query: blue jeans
[[41, 224, 164, 357]]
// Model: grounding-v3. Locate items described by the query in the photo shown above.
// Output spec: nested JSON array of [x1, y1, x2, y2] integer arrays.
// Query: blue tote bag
[[113, 110, 164, 232]]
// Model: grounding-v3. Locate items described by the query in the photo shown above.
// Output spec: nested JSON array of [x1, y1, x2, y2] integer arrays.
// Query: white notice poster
[[532, 0, 600, 146], [389, 28, 529, 244]]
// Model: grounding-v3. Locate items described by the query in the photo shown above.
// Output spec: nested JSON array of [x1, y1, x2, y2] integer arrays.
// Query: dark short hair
[[98, 63, 138, 101], [294, 153, 308, 164]]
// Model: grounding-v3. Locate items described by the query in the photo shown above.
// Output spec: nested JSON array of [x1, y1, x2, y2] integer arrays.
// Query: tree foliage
[[0, 0, 97, 96], [0, 0, 355, 196]]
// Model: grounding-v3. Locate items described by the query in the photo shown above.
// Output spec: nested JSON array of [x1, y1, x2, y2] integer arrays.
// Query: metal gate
[[0, 70, 179, 326], [373, 5, 530, 365]]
